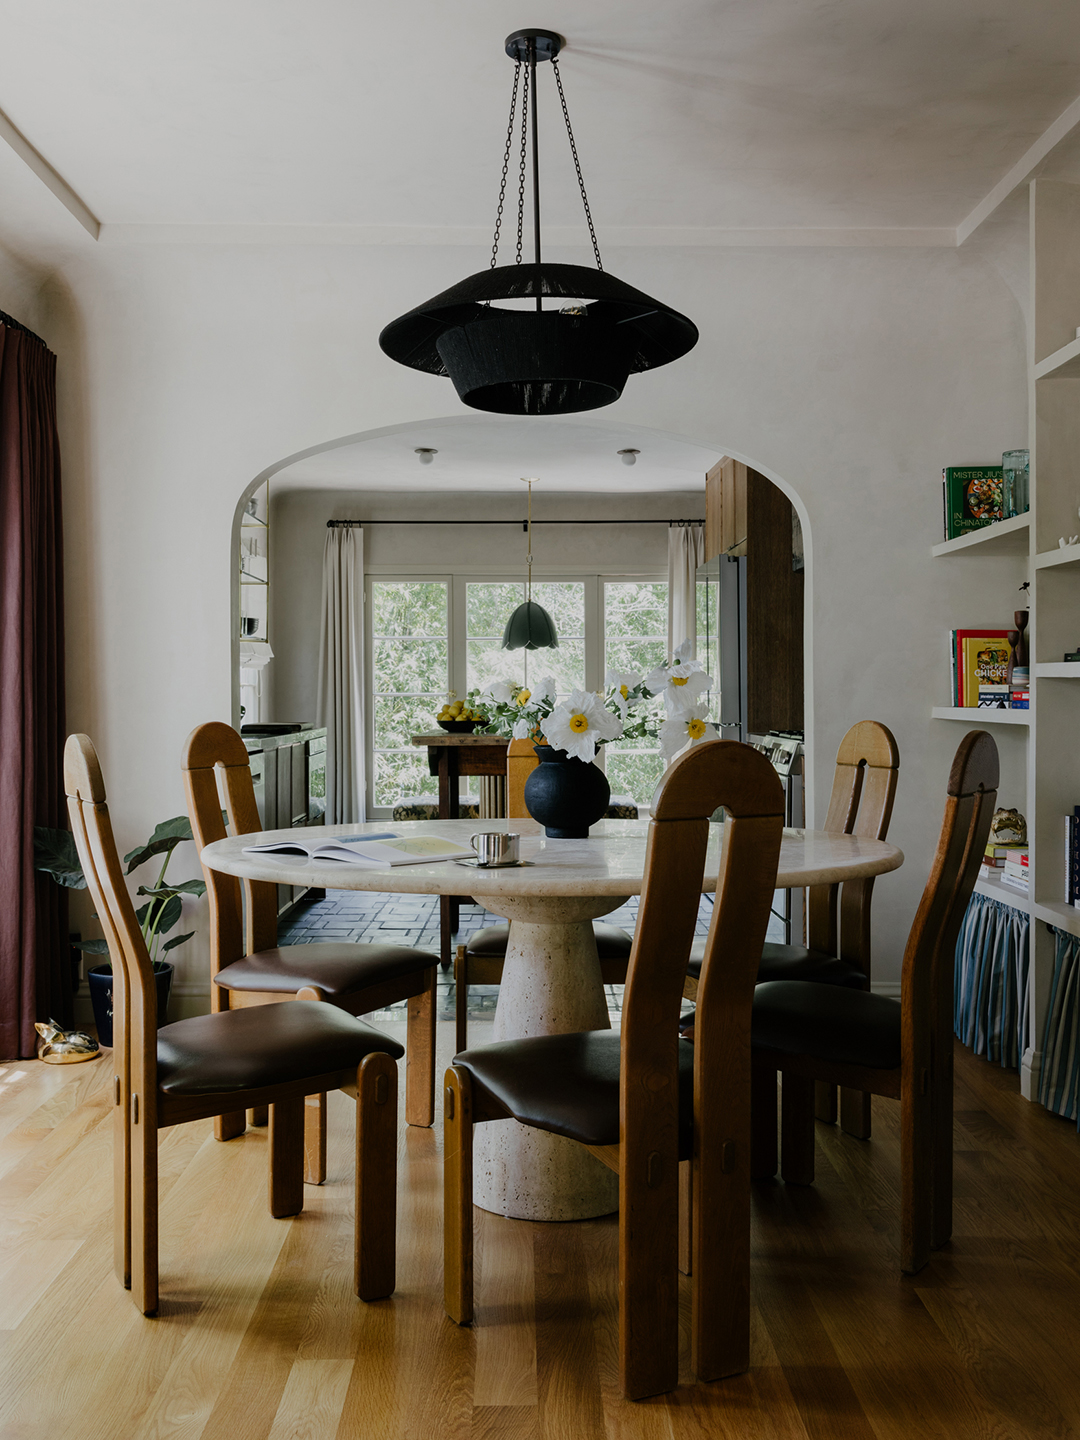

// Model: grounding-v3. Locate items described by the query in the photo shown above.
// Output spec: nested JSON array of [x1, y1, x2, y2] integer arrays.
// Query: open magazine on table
[[240, 831, 475, 867]]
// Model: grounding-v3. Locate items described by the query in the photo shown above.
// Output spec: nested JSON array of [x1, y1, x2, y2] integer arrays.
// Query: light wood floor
[[2, 1020, 1079, 1440]]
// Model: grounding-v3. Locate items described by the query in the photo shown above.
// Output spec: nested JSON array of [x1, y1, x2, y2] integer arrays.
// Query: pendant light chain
[[551, 58, 603, 272], [489, 62, 522, 269], [515, 61, 531, 265]]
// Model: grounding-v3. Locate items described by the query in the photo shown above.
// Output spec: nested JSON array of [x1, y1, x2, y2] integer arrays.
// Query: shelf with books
[[1033, 334, 1080, 381], [973, 870, 1030, 913], [931, 513, 1029, 558], [930, 706, 1030, 725]]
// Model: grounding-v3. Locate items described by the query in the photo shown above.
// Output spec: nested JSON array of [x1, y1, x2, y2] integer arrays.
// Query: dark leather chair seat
[[453, 1030, 696, 1156], [752, 981, 901, 1070], [156, 1000, 405, 1096], [686, 938, 866, 989], [215, 942, 435, 997], [466, 922, 632, 961]]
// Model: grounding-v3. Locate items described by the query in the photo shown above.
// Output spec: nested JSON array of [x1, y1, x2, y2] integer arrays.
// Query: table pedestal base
[[471, 902, 626, 1221]]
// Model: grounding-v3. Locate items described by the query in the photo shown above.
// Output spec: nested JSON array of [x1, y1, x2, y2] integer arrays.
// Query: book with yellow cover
[[956, 632, 1011, 707]]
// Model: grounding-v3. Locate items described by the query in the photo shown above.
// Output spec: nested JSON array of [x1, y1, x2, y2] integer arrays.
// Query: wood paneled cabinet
[[705, 457, 748, 559], [705, 458, 803, 737]]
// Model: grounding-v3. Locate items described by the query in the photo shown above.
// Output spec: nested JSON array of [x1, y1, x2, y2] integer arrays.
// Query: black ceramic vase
[[524, 746, 610, 838]]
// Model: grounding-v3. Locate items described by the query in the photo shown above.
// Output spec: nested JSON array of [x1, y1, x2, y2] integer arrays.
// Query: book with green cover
[[942, 467, 1004, 540]]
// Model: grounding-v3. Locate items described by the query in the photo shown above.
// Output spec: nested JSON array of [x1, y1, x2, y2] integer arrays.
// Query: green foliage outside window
[[371, 581, 449, 807], [604, 581, 667, 806]]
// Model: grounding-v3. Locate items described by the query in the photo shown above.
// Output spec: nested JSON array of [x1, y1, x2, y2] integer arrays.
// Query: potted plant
[[34, 816, 206, 1046]]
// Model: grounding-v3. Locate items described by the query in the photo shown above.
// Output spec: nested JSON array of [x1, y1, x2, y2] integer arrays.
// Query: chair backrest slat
[[901, 731, 998, 1040], [808, 720, 900, 958], [182, 721, 278, 958], [620, 743, 784, 1165], [64, 734, 160, 1130]]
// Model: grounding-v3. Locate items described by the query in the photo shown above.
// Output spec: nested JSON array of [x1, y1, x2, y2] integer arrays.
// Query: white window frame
[[364, 569, 667, 817]]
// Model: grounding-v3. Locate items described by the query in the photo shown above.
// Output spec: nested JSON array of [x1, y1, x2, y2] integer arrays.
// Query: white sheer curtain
[[667, 521, 706, 656], [316, 525, 365, 824]]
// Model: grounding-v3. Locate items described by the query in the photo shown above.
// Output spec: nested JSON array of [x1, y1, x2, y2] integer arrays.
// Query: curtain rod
[[0, 308, 47, 347], [326, 518, 704, 528]]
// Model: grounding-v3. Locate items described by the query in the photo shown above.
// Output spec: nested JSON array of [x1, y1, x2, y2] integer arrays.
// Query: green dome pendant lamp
[[502, 478, 558, 651]]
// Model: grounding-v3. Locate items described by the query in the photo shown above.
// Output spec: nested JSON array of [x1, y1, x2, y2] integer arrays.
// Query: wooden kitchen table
[[411, 732, 510, 964]]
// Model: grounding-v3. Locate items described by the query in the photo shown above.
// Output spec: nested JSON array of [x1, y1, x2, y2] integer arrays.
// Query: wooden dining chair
[[453, 738, 633, 1050], [684, 719, 900, 1137], [750, 729, 998, 1274], [444, 739, 785, 1399], [65, 733, 402, 1315], [182, 722, 437, 1181]]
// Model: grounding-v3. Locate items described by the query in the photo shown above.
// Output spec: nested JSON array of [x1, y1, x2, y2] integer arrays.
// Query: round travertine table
[[201, 817, 903, 1222]]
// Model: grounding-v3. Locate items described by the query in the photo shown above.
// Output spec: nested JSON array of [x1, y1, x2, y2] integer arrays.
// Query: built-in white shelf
[[1035, 542, 1080, 571], [1033, 662, 1080, 678], [1033, 898, 1080, 939], [1034, 336, 1080, 381], [931, 513, 1030, 558], [974, 871, 1029, 912], [931, 706, 1030, 725]]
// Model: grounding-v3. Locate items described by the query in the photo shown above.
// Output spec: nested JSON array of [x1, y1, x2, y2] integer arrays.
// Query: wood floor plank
[[473, 1208, 538, 1407], [472, 1405, 542, 1440], [533, 1222, 605, 1440], [266, 1358, 354, 1440]]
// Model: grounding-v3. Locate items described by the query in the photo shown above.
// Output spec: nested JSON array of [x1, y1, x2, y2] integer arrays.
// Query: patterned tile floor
[[279, 888, 785, 1029]]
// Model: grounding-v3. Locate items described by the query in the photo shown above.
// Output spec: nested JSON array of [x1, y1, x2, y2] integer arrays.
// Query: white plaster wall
[[34, 238, 1024, 1012]]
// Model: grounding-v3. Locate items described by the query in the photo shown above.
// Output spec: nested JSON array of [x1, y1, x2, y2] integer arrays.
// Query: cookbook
[[241, 832, 475, 866]]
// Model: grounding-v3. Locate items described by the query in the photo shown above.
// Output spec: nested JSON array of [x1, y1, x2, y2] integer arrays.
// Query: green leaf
[[137, 893, 183, 938], [32, 827, 87, 889], [124, 816, 194, 873], [74, 937, 109, 955], [161, 931, 194, 953], [136, 878, 205, 900]]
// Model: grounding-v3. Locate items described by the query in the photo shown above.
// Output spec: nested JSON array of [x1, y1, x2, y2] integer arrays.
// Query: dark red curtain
[[0, 314, 68, 1060]]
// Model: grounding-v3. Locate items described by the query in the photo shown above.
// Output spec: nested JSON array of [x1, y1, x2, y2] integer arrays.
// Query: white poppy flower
[[541, 688, 624, 763], [483, 680, 514, 705], [659, 703, 718, 761], [512, 716, 533, 739], [606, 667, 643, 714], [534, 674, 559, 701]]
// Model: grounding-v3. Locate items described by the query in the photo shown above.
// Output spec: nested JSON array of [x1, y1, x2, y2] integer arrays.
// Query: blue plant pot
[[87, 961, 173, 1047], [523, 746, 610, 839]]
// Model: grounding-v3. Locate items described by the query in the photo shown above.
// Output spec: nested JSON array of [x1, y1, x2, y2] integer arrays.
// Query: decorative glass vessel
[[1002, 449, 1030, 518]]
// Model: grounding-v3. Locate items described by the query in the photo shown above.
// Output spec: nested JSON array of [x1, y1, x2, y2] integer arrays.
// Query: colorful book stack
[[999, 848, 1029, 894], [981, 840, 1028, 884], [1011, 666, 1030, 709], [1066, 807, 1080, 908], [942, 466, 1004, 541], [950, 630, 1012, 706]]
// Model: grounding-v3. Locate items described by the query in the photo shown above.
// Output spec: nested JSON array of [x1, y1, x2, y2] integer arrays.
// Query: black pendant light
[[503, 478, 558, 651], [380, 28, 698, 416]]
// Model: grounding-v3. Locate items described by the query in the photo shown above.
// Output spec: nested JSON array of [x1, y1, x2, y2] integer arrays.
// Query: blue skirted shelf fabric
[[1039, 928, 1080, 1128], [954, 894, 1030, 1070]]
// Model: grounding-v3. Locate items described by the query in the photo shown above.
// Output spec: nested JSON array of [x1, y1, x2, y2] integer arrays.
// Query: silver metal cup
[[470, 831, 520, 867]]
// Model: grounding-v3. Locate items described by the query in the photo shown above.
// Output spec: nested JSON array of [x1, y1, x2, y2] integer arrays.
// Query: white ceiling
[[272, 417, 719, 494], [2, 0, 1080, 235]]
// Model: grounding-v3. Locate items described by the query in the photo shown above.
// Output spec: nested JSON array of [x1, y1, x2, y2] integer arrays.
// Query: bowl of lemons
[[436, 697, 486, 733]]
